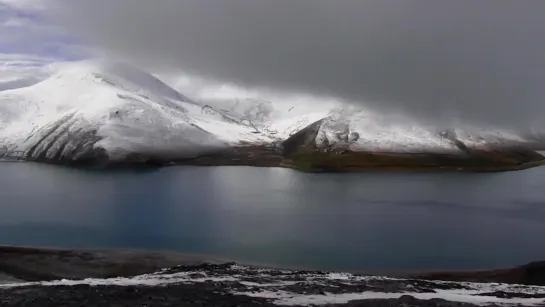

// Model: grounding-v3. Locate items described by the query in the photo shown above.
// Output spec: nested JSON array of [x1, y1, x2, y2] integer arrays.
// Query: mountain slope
[[0, 61, 274, 164], [280, 116, 544, 172]]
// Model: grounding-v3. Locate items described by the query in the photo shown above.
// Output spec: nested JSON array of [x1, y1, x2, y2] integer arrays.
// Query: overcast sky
[[3, 0, 545, 131]]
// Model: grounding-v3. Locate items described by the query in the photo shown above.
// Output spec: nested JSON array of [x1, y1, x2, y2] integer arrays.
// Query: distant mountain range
[[0, 60, 543, 169]]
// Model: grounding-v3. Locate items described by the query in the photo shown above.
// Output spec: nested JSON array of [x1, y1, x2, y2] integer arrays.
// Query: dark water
[[1, 162, 545, 271]]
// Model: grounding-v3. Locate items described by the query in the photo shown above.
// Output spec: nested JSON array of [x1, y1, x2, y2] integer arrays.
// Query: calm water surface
[[1, 162, 545, 271]]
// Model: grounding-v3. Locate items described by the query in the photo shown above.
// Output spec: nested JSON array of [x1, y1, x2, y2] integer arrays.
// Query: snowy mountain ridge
[[0, 59, 539, 164], [0, 61, 277, 162]]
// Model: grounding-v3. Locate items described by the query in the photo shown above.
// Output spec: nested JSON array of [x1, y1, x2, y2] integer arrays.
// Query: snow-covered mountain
[[0, 61, 278, 162], [0, 59, 540, 165]]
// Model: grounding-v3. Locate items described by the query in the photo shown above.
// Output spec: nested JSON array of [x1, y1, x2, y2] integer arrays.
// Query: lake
[[1, 162, 545, 272]]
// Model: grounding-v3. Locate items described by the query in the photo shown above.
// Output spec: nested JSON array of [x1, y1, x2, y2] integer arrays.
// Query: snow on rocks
[[2, 263, 545, 306]]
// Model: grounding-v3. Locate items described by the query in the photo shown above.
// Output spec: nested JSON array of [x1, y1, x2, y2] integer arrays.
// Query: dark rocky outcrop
[[281, 118, 326, 156], [23, 114, 112, 167]]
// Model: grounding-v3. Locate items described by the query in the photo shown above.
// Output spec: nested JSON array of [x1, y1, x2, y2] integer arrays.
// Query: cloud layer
[[19, 1, 545, 130], [0, 53, 57, 91], [0, 0, 89, 60]]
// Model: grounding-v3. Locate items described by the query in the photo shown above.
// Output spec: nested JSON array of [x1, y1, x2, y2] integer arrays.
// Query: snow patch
[[237, 289, 545, 306]]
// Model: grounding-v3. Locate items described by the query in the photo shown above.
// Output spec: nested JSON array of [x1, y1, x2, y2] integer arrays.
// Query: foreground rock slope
[[1, 247, 545, 307]]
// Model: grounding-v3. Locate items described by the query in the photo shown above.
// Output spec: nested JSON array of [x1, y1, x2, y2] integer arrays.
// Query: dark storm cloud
[[46, 0, 545, 129]]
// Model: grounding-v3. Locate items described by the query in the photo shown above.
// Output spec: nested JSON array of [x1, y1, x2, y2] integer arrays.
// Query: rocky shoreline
[[1, 246, 545, 306]]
